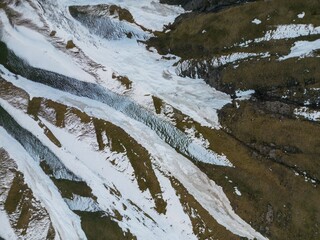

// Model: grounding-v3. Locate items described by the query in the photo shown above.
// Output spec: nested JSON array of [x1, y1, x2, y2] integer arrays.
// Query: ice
[[65, 195, 101, 212]]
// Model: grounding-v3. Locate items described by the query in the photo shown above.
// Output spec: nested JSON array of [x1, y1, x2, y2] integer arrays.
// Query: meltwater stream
[[1, 42, 231, 166]]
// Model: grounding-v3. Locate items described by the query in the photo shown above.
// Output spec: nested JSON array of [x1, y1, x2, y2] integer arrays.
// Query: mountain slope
[[0, 0, 319, 239]]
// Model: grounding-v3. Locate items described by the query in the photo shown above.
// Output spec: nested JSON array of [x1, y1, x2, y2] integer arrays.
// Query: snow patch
[[255, 24, 320, 42], [234, 187, 242, 196], [279, 39, 320, 60], [252, 18, 261, 25], [235, 90, 255, 100], [297, 12, 305, 19], [294, 107, 320, 121]]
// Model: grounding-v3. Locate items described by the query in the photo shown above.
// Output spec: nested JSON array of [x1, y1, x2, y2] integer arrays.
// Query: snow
[[66, 0, 185, 31], [0, 1, 231, 129], [0, 0, 269, 238], [279, 39, 320, 60], [234, 187, 242, 196], [211, 52, 269, 67], [252, 18, 261, 25], [0, 210, 17, 240], [297, 12, 305, 19], [235, 89, 255, 100], [184, 127, 210, 148], [0, 94, 198, 239], [0, 127, 87, 240], [294, 107, 320, 121], [236, 24, 320, 48], [0, 13, 95, 84], [255, 24, 320, 42], [0, 71, 267, 239]]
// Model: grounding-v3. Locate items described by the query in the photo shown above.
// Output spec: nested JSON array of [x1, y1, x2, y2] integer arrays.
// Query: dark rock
[[266, 204, 274, 224]]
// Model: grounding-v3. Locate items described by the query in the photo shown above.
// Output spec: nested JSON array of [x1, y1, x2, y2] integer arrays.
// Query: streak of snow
[[175, 52, 270, 77], [236, 24, 320, 48], [279, 39, 320, 60], [255, 24, 320, 42], [235, 90, 255, 100], [7, 0, 45, 28], [0, 127, 87, 240], [211, 52, 269, 67], [0, 71, 267, 239], [294, 107, 320, 121]]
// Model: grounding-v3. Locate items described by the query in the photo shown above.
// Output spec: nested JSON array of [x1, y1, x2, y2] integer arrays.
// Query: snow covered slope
[[0, 0, 268, 239]]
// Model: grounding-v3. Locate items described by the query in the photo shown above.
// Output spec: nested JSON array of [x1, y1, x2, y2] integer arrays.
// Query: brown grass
[[149, 0, 320, 59], [112, 73, 132, 90], [76, 211, 136, 240]]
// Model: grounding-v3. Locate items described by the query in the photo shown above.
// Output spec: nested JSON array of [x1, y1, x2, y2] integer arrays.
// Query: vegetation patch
[[112, 73, 132, 90]]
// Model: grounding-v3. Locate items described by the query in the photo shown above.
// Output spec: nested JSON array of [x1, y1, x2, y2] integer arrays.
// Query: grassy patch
[[219, 57, 320, 92], [66, 40, 76, 49], [76, 211, 136, 240], [53, 179, 96, 200], [112, 73, 132, 90], [149, 0, 320, 59]]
